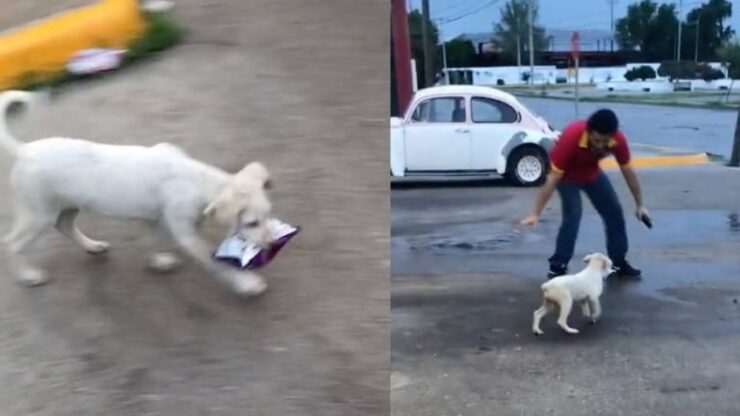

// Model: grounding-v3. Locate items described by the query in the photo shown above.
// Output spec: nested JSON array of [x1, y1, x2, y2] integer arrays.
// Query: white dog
[[0, 90, 274, 296], [532, 252, 613, 335]]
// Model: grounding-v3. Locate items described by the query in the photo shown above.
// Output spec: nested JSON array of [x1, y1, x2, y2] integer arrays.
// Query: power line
[[438, 0, 501, 24], [433, 0, 480, 17]]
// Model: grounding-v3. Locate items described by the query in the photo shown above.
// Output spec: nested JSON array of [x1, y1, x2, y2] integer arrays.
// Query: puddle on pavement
[[393, 210, 740, 303]]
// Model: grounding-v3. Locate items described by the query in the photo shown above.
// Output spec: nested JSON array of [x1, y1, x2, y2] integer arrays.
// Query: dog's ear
[[237, 162, 272, 190]]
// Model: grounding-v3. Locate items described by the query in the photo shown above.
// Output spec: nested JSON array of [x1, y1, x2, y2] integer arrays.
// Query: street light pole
[[437, 19, 449, 85], [527, 0, 535, 87], [677, 0, 683, 61], [694, 16, 700, 63]]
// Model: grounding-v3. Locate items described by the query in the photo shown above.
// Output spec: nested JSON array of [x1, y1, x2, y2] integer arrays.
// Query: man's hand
[[635, 206, 650, 221], [520, 214, 539, 228]]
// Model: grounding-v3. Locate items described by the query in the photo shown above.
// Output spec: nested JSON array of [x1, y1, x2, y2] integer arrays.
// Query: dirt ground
[[0, 1, 388, 415]]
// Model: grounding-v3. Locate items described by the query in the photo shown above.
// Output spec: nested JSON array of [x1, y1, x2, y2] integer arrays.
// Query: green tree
[[717, 41, 740, 100], [493, 0, 547, 66], [407, 10, 439, 87], [657, 61, 697, 81], [615, 0, 679, 61], [682, 0, 734, 62], [440, 39, 477, 68], [718, 41, 740, 78]]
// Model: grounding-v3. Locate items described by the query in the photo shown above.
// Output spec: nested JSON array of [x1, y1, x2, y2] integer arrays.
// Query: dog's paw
[[533, 329, 544, 336], [148, 252, 182, 273], [564, 328, 580, 334], [86, 241, 110, 255], [17, 269, 50, 287], [233, 274, 267, 296]]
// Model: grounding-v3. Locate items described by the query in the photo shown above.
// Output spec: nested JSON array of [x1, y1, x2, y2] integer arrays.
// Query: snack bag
[[214, 219, 299, 269]]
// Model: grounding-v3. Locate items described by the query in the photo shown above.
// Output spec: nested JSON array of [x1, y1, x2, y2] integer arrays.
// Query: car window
[[411, 97, 466, 123], [471, 97, 518, 123], [411, 100, 430, 122]]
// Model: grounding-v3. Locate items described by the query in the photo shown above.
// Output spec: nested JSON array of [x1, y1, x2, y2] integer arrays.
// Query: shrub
[[624, 65, 656, 81], [657, 61, 697, 81]]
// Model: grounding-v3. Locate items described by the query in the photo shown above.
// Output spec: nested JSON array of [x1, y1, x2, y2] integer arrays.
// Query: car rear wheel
[[506, 147, 548, 187]]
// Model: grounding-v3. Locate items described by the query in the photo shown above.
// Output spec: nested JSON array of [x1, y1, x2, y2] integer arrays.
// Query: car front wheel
[[506, 147, 548, 186]]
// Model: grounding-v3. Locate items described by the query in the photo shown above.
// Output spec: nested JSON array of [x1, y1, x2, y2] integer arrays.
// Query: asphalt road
[[392, 165, 740, 416], [519, 97, 737, 158], [0, 1, 388, 415]]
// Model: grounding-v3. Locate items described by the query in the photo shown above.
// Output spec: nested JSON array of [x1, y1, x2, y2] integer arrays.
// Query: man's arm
[[521, 170, 563, 226], [619, 164, 643, 208]]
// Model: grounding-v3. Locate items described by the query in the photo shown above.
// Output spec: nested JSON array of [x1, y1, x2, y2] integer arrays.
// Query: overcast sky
[[406, 0, 740, 41]]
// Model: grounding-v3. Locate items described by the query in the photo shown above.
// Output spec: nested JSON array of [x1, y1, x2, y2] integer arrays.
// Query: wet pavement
[[518, 97, 737, 159], [391, 165, 740, 416]]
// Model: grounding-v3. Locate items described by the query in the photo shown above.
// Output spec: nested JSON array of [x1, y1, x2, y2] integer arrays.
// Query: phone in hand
[[639, 213, 652, 229]]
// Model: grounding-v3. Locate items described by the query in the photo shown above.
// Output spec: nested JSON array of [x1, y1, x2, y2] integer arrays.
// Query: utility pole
[[421, 0, 434, 87], [391, 0, 413, 115], [608, 0, 616, 52], [437, 18, 449, 85], [694, 15, 700, 63], [528, 0, 535, 87], [676, 0, 683, 61]]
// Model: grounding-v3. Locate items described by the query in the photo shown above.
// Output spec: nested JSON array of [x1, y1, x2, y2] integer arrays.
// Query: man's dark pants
[[548, 172, 628, 267]]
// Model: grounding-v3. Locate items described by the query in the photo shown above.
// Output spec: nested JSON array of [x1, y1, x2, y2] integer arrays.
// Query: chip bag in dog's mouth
[[214, 219, 300, 269]]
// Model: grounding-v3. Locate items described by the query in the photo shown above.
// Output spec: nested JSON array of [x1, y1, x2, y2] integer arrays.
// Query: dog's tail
[[0, 90, 35, 157]]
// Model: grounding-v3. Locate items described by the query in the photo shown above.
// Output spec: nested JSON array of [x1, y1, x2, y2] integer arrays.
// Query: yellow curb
[[600, 153, 709, 170], [0, 0, 147, 90]]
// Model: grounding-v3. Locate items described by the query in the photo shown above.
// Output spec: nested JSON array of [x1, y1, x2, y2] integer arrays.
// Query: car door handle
[[455, 127, 469, 133]]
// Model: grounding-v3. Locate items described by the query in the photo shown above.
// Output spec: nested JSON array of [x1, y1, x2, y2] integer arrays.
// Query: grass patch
[[14, 11, 184, 92], [125, 11, 185, 63]]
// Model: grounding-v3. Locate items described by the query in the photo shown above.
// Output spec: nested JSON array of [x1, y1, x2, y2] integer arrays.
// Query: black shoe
[[613, 261, 642, 279], [547, 263, 568, 280]]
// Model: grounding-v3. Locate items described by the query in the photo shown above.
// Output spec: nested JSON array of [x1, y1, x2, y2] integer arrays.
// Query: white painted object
[[596, 80, 673, 93], [66, 48, 126, 75], [390, 85, 559, 185], [141, 0, 175, 13]]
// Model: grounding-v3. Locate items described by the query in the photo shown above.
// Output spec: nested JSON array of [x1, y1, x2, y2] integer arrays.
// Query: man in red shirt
[[520, 109, 649, 279]]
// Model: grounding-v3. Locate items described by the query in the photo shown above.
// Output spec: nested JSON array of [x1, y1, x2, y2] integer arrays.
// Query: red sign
[[571, 31, 580, 60]]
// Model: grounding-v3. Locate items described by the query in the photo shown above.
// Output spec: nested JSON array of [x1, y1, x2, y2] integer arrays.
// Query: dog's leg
[[147, 224, 182, 273], [5, 216, 53, 286], [589, 298, 602, 324], [532, 300, 553, 335], [164, 214, 266, 296], [581, 300, 591, 318], [555, 295, 579, 334], [55, 208, 109, 254]]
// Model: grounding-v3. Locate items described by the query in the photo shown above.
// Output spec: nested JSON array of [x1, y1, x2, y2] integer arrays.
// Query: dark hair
[[587, 109, 619, 135]]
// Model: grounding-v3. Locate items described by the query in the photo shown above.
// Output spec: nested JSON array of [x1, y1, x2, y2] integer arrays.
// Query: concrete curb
[[0, 0, 147, 90]]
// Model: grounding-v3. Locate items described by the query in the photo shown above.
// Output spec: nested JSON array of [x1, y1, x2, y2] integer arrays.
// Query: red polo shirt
[[549, 120, 631, 184]]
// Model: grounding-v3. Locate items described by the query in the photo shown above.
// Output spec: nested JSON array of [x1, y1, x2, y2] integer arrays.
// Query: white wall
[[595, 80, 674, 92], [446, 62, 730, 86]]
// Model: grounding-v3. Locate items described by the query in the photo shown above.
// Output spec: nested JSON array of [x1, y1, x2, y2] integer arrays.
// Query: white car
[[391, 85, 560, 186]]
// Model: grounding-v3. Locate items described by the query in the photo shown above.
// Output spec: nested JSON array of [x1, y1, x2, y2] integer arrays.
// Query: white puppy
[[532, 252, 613, 335], [0, 90, 274, 296]]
